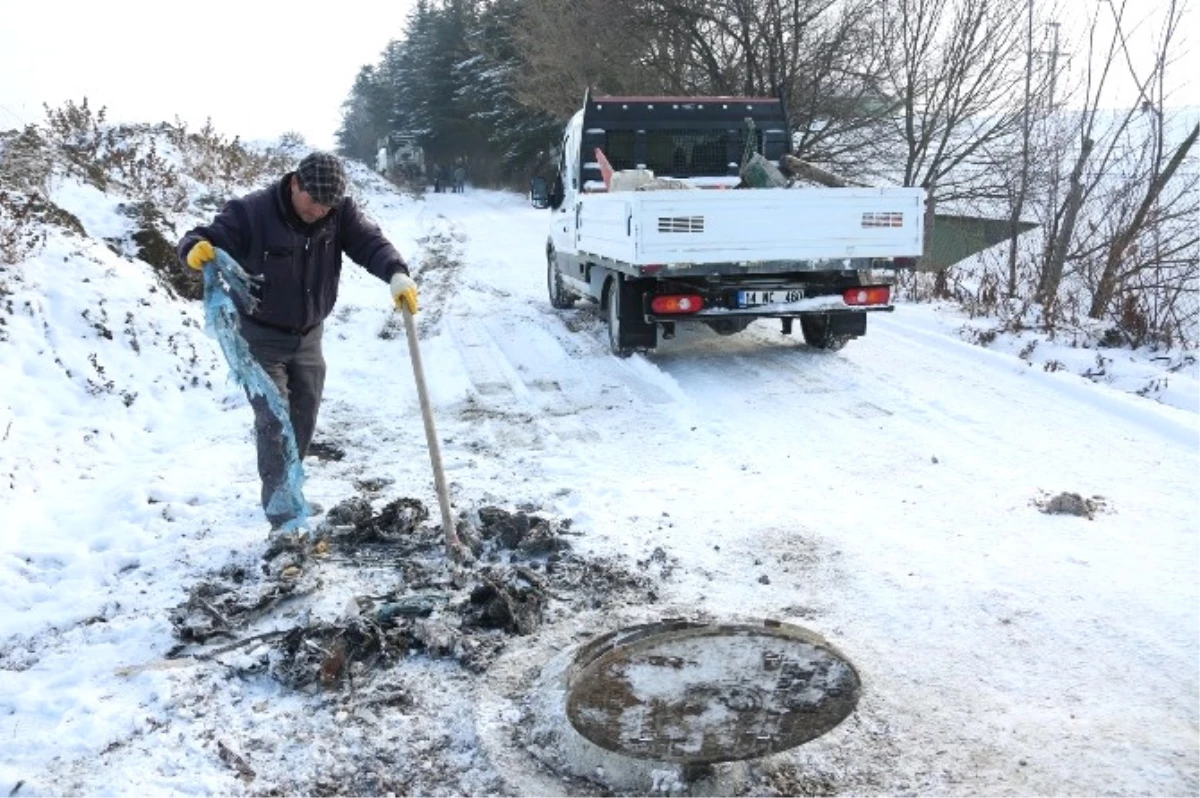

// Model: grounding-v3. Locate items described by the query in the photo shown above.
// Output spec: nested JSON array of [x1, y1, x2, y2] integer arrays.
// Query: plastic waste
[[203, 249, 312, 530]]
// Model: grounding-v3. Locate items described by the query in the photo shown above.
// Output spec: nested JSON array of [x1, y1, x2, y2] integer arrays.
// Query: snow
[[0, 154, 1197, 796]]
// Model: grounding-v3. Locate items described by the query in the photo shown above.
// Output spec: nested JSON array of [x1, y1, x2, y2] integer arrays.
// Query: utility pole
[[1006, 0, 1035, 297], [1045, 22, 1061, 114], [1042, 21, 1063, 271]]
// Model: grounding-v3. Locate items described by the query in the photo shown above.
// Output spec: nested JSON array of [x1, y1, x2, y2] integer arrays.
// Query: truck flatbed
[[576, 186, 925, 270]]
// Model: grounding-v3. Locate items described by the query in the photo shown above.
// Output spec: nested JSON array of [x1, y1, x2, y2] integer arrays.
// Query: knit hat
[[296, 151, 347, 206]]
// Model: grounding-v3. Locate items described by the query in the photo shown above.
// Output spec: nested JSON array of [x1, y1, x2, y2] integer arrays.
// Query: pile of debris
[[168, 499, 657, 687]]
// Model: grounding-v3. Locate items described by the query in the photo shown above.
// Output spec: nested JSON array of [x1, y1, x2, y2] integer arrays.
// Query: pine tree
[[335, 66, 390, 163], [457, 0, 562, 182]]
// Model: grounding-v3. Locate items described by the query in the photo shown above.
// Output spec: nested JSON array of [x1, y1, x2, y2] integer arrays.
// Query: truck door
[[550, 115, 581, 257]]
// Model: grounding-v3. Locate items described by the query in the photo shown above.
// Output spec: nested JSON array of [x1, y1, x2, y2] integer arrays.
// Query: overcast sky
[[0, 0, 1193, 152], [1055, 0, 1196, 109], [0, 0, 417, 150]]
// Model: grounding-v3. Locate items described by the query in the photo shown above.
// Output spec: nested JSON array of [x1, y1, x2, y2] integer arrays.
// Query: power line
[[0, 104, 30, 129]]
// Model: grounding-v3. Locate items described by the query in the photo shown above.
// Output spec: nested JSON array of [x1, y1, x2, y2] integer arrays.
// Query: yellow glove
[[390, 272, 419, 314], [186, 240, 215, 271]]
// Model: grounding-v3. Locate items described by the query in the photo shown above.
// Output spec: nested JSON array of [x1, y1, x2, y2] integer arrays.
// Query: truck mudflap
[[799, 312, 865, 350], [808, 310, 867, 337], [607, 275, 657, 356]]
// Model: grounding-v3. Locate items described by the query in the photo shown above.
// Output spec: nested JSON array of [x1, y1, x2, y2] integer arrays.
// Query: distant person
[[177, 151, 419, 531], [453, 164, 466, 193], [432, 164, 443, 193]]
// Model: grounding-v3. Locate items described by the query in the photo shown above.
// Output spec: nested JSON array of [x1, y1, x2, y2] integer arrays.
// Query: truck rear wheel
[[547, 250, 575, 309], [800, 314, 852, 351], [605, 275, 657, 356], [705, 318, 752, 336], [606, 277, 633, 357]]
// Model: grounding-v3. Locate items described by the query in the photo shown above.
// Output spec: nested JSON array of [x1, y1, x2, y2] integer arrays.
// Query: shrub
[[0, 126, 54, 195]]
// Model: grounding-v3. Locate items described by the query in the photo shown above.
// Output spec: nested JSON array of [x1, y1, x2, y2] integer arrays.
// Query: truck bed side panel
[[576, 187, 925, 266]]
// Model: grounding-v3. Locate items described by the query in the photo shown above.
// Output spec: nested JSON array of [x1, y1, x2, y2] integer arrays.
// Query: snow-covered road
[[323, 186, 1200, 795], [2, 176, 1196, 796]]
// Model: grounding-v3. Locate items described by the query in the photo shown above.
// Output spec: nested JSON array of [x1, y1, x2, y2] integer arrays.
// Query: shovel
[[400, 306, 471, 563]]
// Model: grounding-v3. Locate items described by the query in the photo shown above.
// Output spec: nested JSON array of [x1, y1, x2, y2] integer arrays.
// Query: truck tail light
[[651, 294, 705, 314], [844, 285, 891, 306]]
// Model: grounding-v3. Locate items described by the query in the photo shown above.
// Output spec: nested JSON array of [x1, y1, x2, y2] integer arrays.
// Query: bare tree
[[1004, 0, 1036, 298], [783, 0, 894, 172], [1039, 130, 1091, 307], [1039, 1, 1139, 305], [1038, 0, 1197, 347], [510, 0, 662, 117], [1086, 0, 1196, 323], [877, 0, 1029, 200], [511, 0, 884, 150]]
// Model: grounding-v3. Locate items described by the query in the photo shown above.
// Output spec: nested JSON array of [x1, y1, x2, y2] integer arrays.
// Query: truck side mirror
[[530, 176, 549, 209]]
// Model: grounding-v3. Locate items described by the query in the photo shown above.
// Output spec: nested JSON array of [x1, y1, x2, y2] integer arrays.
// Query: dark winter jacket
[[178, 174, 408, 333]]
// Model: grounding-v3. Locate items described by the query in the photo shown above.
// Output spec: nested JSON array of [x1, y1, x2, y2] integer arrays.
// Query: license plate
[[737, 289, 803, 307]]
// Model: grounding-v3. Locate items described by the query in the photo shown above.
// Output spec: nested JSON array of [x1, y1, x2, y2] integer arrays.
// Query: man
[[178, 151, 419, 530]]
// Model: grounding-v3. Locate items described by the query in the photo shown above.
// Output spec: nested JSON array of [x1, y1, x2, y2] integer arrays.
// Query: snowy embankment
[[0, 160, 1196, 796]]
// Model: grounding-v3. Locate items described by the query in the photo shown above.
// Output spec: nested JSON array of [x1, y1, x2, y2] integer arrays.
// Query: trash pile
[[169, 499, 659, 686]]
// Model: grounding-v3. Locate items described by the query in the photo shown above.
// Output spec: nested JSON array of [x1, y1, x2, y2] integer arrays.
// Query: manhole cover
[[565, 619, 860, 764]]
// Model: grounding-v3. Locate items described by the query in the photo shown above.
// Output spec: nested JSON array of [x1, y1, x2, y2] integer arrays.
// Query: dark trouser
[[239, 317, 326, 526]]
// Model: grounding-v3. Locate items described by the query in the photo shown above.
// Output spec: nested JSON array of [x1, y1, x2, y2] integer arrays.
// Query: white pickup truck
[[532, 92, 926, 355]]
